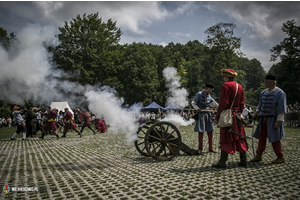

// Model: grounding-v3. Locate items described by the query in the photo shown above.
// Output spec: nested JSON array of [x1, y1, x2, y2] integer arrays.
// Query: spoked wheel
[[134, 123, 151, 157], [144, 121, 182, 161]]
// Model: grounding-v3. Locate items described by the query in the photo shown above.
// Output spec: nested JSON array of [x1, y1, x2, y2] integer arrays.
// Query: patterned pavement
[[1, 125, 300, 200]]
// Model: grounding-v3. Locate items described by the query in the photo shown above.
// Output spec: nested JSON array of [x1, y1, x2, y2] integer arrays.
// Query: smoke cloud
[[85, 87, 138, 143], [163, 66, 189, 108], [0, 25, 194, 143], [162, 114, 194, 127], [0, 24, 59, 106]]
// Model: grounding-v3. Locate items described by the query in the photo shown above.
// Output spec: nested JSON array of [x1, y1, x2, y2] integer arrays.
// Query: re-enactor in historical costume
[[213, 69, 249, 168], [251, 74, 287, 164], [192, 83, 219, 155], [39, 107, 59, 139], [95, 118, 107, 133], [10, 106, 27, 140], [61, 108, 82, 138], [25, 107, 36, 138], [34, 108, 43, 135], [76, 108, 96, 135]]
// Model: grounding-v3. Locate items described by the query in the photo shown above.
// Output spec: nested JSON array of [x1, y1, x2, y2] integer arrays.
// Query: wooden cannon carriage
[[134, 121, 200, 161]]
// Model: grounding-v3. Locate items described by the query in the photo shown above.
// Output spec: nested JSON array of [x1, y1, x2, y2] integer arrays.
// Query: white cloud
[[205, 2, 299, 45], [33, 1, 170, 35]]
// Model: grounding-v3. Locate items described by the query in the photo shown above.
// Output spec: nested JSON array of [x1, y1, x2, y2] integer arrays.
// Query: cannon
[[134, 121, 200, 161]]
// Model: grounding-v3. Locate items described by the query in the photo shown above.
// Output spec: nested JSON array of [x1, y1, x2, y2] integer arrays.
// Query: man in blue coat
[[251, 74, 287, 164], [192, 83, 218, 155]]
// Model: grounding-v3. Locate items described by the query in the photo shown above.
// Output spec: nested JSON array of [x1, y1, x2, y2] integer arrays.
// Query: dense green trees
[[51, 13, 122, 87], [4, 14, 299, 108], [269, 20, 300, 104], [0, 27, 18, 51], [119, 43, 160, 105]]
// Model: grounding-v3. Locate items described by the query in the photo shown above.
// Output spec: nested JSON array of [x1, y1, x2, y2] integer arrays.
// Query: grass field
[[0, 124, 299, 200]]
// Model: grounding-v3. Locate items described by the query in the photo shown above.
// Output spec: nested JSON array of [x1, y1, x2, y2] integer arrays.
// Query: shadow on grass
[[168, 161, 273, 174]]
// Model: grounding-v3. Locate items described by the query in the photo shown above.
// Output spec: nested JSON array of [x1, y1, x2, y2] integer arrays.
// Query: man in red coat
[[61, 108, 82, 138], [76, 108, 96, 135], [212, 69, 249, 168], [95, 118, 107, 133], [39, 107, 59, 139]]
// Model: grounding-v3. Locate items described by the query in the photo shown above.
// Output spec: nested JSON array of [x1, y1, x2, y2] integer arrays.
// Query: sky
[[0, 1, 299, 71]]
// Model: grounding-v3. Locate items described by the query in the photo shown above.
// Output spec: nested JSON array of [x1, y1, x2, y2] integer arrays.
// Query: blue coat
[[253, 87, 287, 143], [193, 91, 215, 133]]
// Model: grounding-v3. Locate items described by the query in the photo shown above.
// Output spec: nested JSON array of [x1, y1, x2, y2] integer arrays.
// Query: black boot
[[212, 150, 228, 168], [238, 152, 247, 167], [39, 132, 45, 140], [56, 134, 59, 139]]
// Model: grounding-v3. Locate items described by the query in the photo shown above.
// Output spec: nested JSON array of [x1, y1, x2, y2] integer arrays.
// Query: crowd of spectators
[[0, 117, 12, 128], [286, 102, 300, 127], [134, 108, 198, 125]]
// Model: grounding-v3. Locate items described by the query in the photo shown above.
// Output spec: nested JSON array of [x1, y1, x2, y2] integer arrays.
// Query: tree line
[[1, 13, 299, 115]]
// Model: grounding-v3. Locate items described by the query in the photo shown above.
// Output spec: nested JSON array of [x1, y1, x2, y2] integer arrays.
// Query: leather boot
[[212, 150, 228, 168], [271, 156, 285, 164], [250, 154, 262, 162], [238, 152, 247, 167], [39, 132, 45, 139]]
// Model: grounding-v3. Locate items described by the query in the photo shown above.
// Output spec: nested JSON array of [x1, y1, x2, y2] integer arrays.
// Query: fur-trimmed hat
[[205, 83, 215, 88], [221, 68, 237, 78], [12, 105, 20, 112], [265, 74, 276, 80]]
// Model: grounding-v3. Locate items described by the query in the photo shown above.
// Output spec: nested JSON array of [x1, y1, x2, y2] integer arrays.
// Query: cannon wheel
[[144, 121, 182, 161], [134, 121, 156, 157]]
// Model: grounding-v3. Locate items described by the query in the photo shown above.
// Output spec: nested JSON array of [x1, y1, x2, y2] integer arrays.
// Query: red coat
[[42, 109, 57, 130], [216, 80, 248, 154], [64, 110, 77, 130], [95, 119, 107, 133], [78, 111, 91, 127]]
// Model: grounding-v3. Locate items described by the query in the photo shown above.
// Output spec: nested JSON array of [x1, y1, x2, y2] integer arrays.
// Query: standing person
[[39, 107, 59, 139], [192, 83, 219, 155], [25, 107, 36, 138], [74, 109, 82, 126], [34, 108, 43, 135], [250, 74, 287, 164], [10, 106, 27, 140], [77, 108, 96, 135], [61, 108, 82, 138], [213, 69, 248, 168], [7, 117, 12, 128]]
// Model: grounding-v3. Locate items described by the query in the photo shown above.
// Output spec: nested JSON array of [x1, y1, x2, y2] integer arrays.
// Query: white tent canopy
[[50, 101, 73, 115]]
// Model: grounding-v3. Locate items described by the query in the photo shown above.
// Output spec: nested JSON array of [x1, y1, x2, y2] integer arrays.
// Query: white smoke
[[163, 66, 189, 108], [0, 24, 59, 105], [85, 87, 138, 143], [162, 114, 195, 127]]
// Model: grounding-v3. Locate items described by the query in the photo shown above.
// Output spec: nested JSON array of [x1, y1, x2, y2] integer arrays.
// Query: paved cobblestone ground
[[1, 125, 300, 200]]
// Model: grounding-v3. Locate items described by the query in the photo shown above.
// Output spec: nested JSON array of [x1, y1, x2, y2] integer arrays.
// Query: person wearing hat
[[212, 69, 248, 168], [61, 108, 82, 138], [10, 106, 27, 140], [39, 107, 59, 139], [250, 74, 287, 164], [192, 83, 219, 155]]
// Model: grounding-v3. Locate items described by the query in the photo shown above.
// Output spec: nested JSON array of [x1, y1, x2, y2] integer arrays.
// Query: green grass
[[0, 127, 23, 139]]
